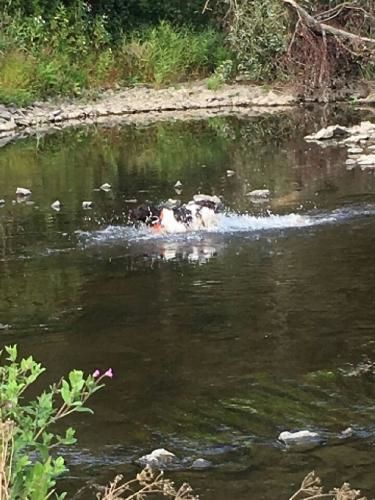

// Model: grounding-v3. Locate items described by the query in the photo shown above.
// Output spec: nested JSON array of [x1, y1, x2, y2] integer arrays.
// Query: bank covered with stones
[[0, 83, 296, 147]]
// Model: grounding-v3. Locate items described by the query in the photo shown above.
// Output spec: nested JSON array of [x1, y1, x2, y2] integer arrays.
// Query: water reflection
[[1, 109, 375, 498]]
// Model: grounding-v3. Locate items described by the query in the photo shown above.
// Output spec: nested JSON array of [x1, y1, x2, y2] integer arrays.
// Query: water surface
[[1, 109, 375, 499]]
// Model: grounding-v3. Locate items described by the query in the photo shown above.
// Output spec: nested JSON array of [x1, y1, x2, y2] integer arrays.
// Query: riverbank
[[0, 82, 297, 146], [1, 80, 375, 149]]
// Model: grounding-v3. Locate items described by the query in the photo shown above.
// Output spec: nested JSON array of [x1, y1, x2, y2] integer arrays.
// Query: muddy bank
[[0, 82, 297, 146]]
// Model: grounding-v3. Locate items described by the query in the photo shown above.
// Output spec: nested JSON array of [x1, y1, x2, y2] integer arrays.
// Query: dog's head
[[129, 204, 160, 225]]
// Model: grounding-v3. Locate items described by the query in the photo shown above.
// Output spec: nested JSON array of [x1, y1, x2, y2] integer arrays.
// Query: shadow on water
[[1, 107, 375, 498]]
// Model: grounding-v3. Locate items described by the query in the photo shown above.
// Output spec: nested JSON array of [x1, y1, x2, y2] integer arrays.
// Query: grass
[[0, 16, 232, 105]]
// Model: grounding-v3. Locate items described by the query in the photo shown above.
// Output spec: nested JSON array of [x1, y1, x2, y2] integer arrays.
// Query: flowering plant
[[0, 345, 112, 499]]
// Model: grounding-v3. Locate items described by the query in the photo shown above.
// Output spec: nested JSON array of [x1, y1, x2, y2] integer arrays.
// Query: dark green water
[[1, 109, 375, 499]]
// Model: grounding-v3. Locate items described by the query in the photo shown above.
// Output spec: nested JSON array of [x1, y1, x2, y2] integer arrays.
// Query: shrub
[[224, 0, 289, 81], [0, 345, 112, 498]]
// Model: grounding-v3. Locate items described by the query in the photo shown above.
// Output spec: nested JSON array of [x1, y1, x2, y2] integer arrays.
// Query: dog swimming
[[129, 194, 223, 233]]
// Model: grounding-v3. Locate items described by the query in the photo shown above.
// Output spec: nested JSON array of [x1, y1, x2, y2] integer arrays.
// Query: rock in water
[[51, 200, 61, 211], [174, 180, 183, 188], [226, 169, 236, 177], [190, 458, 212, 469], [305, 125, 350, 141], [247, 189, 271, 200], [137, 448, 178, 469], [82, 201, 93, 209], [193, 194, 222, 206], [100, 183, 111, 192], [278, 430, 321, 448], [16, 187, 32, 197]]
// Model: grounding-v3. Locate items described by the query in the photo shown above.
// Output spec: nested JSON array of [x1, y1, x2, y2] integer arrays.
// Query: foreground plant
[[0, 345, 112, 499], [95, 466, 198, 500], [289, 471, 366, 500]]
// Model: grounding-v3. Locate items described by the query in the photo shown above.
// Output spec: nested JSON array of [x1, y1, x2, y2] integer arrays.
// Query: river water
[[1, 108, 375, 499]]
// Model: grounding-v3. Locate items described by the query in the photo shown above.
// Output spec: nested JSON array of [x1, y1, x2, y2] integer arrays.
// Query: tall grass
[[0, 7, 231, 105]]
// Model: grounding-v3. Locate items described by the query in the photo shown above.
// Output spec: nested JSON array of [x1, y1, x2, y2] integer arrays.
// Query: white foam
[[77, 204, 375, 248]]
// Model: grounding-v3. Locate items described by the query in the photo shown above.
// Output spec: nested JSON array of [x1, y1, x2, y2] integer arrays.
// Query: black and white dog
[[129, 195, 223, 233]]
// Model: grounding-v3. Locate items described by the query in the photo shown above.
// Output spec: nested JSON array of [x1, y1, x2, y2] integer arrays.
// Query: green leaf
[[73, 406, 94, 414], [5, 345, 17, 362], [60, 380, 72, 405]]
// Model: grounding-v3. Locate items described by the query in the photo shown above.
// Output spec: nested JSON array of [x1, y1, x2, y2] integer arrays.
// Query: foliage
[[0, 0, 212, 33], [118, 22, 230, 86], [0, 0, 230, 104], [0, 345, 111, 499], [224, 0, 289, 81]]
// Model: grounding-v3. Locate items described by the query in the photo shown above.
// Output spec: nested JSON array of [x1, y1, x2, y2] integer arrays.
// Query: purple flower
[[92, 369, 100, 378], [104, 368, 113, 378]]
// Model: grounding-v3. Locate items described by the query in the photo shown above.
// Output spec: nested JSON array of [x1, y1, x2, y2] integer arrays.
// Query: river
[[1, 108, 375, 499]]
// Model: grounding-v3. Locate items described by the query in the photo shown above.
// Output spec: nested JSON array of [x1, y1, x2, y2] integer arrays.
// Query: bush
[[226, 0, 289, 81], [0, 345, 112, 498], [118, 22, 231, 86]]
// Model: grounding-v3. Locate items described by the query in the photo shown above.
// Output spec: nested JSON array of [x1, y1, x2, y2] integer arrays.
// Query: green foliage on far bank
[[0, 2, 230, 105], [0, 0, 374, 105]]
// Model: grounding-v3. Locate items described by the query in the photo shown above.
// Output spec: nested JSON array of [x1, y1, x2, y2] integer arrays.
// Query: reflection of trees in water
[[0, 256, 83, 331]]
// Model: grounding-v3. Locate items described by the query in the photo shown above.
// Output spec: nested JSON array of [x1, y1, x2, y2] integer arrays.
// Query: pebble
[[16, 187, 32, 196], [226, 169, 236, 177], [174, 180, 183, 188], [247, 189, 271, 199], [51, 200, 62, 211], [100, 183, 112, 192], [82, 201, 94, 209]]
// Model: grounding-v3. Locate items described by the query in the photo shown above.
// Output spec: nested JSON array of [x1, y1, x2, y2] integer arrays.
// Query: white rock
[[347, 147, 363, 154], [340, 427, 353, 439], [100, 182, 111, 192], [346, 159, 356, 165], [368, 145, 375, 150], [174, 180, 183, 188], [193, 194, 222, 206], [16, 187, 32, 197], [247, 189, 271, 199], [278, 430, 320, 446], [51, 200, 61, 211], [190, 458, 212, 469], [0, 199, 5, 206], [357, 154, 375, 166], [138, 448, 178, 468], [82, 201, 93, 209], [305, 125, 349, 141], [226, 169, 236, 177]]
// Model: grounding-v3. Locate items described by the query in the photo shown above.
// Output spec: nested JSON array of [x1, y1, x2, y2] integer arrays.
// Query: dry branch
[[282, 0, 375, 45]]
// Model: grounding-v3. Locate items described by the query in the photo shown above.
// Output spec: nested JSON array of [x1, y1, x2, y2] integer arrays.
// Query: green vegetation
[[0, 0, 374, 105], [0, 344, 112, 498], [0, 1, 230, 105]]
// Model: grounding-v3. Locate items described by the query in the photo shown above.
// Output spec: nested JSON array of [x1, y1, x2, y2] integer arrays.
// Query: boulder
[[278, 430, 322, 448]]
